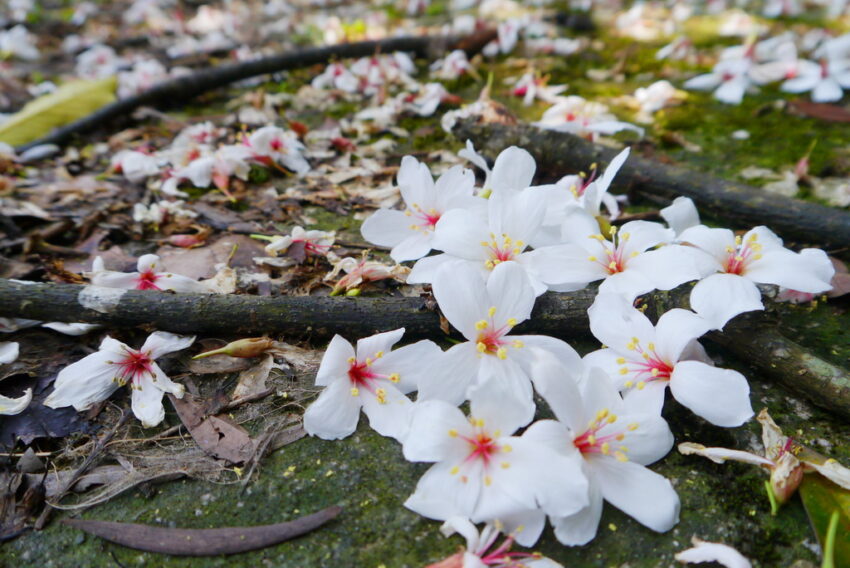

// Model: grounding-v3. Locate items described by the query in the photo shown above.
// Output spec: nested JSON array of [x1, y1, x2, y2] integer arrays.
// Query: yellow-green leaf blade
[[0, 77, 117, 147], [799, 474, 850, 567]]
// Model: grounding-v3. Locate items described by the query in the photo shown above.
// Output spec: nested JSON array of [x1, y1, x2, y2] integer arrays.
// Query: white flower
[[162, 144, 253, 198], [675, 538, 752, 568], [90, 254, 209, 293], [418, 262, 582, 423], [246, 126, 310, 175], [303, 329, 440, 441], [410, 189, 584, 296], [361, 156, 481, 263], [660, 196, 700, 237], [403, 378, 589, 530], [431, 50, 473, 81], [584, 293, 755, 427], [550, 208, 709, 299], [683, 58, 753, 105], [45, 332, 195, 427], [0, 25, 40, 61], [117, 59, 169, 99], [76, 45, 123, 79], [111, 150, 162, 183], [681, 226, 835, 305], [534, 96, 643, 139], [780, 59, 850, 103], [265, 226, 335, 259], [325, 254, 406, 294], [634, 80, 680, 117], [405, 82, 450, 117], [511, 72, 567, 107], [0, 388, 32, 416], [437, 517, 564, 565], [526, 355, 679, 545], [311, 62, 359, 92]]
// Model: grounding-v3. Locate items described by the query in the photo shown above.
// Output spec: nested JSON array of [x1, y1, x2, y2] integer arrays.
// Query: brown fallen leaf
[[169, 395, 256, 464], [232, 353, 275, 399], [788, 100, 850, 123], [61, 505, 342, 556]]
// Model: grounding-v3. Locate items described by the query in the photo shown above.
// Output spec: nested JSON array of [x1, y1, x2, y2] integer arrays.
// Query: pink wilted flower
[[325, 254, 407, 295], [89, 254, 209, 293], [45, 332, 195, 427], [262, 226, 335, 261]]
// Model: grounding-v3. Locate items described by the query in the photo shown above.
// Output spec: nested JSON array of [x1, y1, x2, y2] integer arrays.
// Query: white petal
[[618, 221, 673, 254], [44, 351, 121, 411], [591, 456, 680, 532], [0, 389, 32, 415], [675, 539, 752, 568], [598, 268, 655, 300], [373, 339, 442, 394], [303, 378, 363, 440], [529, 352, 585, 432], [622, 381, 668, 416], [670, 361, 754, 427], [660, 197, 701, 235], [679, 225, 734, 265], [360, 209, 414, 248], [588, 293, 655, 354], [141, 331, 195, 359], [418, 342, 480, 405], [745, 248, 834, 293], [677, 442, 774, 467], [654, 309, 712, 363], [407, 254, 462, 284], [390, 232, 434, 263], [683, 73, 721, 91], [439, 516, 481, 551], [397, 156, 433, 209], [551, 473, 604, 546], [131, 373, 167, 428], [434, 166, 477, 210], [356, 328, 405, 360], [0, 342, 19, 364], [616, 413, 674, 465], [405, 460, 482, 521], [431, 209, 489, 260], [490, 146, 536, 194], [136, 254, 161, 273], [316, 335, 355, 387], [41, 322, 101, 336], [689, 273, 763, 330], [812, 77, 843, 102], [360, 382, 413, 442], [148, 363, 185, 397], [497, 509, 547, 548], [404, 400, 471, 462], [433, 263, 490, 338], [486, 262, 535, 326], [628, 246, 706, 291], [470, 359, 534, 433]]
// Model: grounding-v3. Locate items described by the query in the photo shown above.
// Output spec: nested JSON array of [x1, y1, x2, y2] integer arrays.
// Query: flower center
[[405, 203, 441, 232], [481, 233, 524, 269], [447, 418, 513, 486], [587, 226, 636, 274], [346, 352, 399, 402], [573, 407, 634, 462], [723, 233, 762, 275], [112, 348, 154, 386], [617, 337, 674, 389], [136, 270, 161, 290], [474, 307, 522, 360]]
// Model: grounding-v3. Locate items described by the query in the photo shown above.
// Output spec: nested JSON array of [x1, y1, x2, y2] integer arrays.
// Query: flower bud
[[192, 337, 274, 359], [769, 452, 805, 506]]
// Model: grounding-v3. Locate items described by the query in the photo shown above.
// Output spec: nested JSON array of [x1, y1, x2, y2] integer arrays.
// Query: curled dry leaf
[[169, 394, 256, 465], [61, 505, 343, 556]]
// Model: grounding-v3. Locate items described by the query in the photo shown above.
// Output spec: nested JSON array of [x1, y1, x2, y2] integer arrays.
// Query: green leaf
[[799, 474, 850, 567], [0, 77, 117, 147]]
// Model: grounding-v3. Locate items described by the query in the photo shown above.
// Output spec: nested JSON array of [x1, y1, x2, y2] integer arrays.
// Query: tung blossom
[[45, 332, 195, 427], [549, 208, 709, 299], [680, 225, 835, 316], [675, 538, 752, 568], [403, 379, 589, 537], [245, 125, 310, 175], [263, 226, 335, 260], [526, 355, 680, 545], [325, 254, 407, 295], [360, 156, 481, 262], [534, 96, 643, 140], [780, 59, 850, 103], [419, 262, 582, 423], [90, 254, 209, 293], [585, 293, 755, 427], [430, 517, 563, 567], [458, 141, 537, 199], [303, 328, 440, 442], [311, 62, 359, 92]]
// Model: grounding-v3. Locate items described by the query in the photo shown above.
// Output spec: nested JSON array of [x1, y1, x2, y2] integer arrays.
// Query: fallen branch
[[16, 31, 496, 152], [0, 279, 847, 418], [451, 120, 850, 256], [61, 505, 342, 556]]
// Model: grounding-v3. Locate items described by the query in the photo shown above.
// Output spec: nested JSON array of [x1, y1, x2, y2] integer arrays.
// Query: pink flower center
[[474, 309, 521, 360], [136, 270, 161, 290], [113, 348, 154, 386], [573, 408, 633, 462], [406, 203, 441, 232], [462, 432, 500, 466], [723, 234, 762, 275], [618, 337, 674, 390], [482, 233, 524, 269], [345, 352, 398, 396], [587, 228, 634, 275]]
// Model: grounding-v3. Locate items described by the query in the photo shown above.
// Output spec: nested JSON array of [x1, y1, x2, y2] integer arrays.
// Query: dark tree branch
[[0, 279, 847, 418], [451, 120, 850, 257], [16, 31, 496, 152]]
